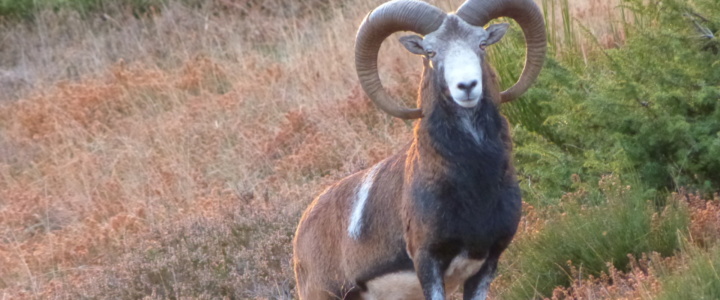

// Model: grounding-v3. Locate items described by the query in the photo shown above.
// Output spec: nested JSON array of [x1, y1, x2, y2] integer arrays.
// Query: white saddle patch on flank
[[348, 160, 384, 239]]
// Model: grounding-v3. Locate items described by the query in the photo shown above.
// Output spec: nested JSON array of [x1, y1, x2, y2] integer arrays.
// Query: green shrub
[[582, 0, 720, 192], [0, 0, 34, 19], [500, 176, 689, 299], [657, 243, 720, 300], [500, 0, 720, 202]]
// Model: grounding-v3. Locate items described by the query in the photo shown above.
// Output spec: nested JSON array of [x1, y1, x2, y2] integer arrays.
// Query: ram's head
[[355, 0, 547, 119]]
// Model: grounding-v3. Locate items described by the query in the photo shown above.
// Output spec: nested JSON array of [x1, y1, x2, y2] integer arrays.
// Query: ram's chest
[[360, 253, 485, 300], [417, 182, 522, 246]]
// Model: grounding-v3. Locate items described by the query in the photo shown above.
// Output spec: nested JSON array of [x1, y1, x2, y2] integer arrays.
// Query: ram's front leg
[[415, 249, 447, 300], [462, 255, 498, 300]]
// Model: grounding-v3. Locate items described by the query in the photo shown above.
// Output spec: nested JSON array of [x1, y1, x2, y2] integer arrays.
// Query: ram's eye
[[479, 42, 487, 50], [426, 51, 436, 58]]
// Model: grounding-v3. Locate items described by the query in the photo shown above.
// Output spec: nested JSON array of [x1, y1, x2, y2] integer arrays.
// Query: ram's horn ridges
[[355, 0, 446, 119], [456, 0, 546, 102]]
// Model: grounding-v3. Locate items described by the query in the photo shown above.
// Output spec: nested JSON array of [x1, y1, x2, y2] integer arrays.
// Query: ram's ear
[[486, 23, 510, 46], [399, 35, 426, 55]]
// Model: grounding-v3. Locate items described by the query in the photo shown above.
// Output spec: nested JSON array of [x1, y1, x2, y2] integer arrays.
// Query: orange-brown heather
[[0, 1, 418, 297], [0, 0, 705, 299]]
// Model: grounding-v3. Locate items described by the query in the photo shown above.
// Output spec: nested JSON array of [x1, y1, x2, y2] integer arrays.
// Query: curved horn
[[456, 0, 547, 102], [356, 0, 446, 119]]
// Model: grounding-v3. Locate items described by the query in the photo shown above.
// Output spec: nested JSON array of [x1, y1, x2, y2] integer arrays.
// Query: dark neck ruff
[[414, 81, 508, 190]]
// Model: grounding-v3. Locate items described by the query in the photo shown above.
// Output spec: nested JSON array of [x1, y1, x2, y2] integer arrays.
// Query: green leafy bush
[[493, 2, 716, 295], [583, 1, 720, 191], [501, 0, 720, 201], [501, 175, 688, 299]]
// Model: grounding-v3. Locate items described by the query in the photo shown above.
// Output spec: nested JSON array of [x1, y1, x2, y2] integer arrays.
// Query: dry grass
[[0, 0, 702, 299], [0, 0, 424, 297], [0, 0, 625, 101]]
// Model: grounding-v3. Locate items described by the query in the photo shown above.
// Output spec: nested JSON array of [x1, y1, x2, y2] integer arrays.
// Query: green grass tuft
[[500, 176, 689, 299], [657, 243, 720, 300]]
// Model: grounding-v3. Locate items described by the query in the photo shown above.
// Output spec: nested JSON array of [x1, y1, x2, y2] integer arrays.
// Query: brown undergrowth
[[547, 253, 668, 300], [0, 30, 414, 296], [0, 52, 413, 296], [682, 191, 720, 247]]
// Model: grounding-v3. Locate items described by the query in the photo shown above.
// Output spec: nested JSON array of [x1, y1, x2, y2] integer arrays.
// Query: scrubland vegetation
[[0, 0, 718, 299]]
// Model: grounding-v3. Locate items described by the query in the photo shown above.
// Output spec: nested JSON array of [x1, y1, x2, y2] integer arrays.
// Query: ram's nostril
[[457, 80, 478, 92]]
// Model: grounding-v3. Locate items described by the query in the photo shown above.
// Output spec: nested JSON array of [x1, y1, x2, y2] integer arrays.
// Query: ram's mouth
[[454, 97, 480, 108], [457, 96, 476, 102]]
